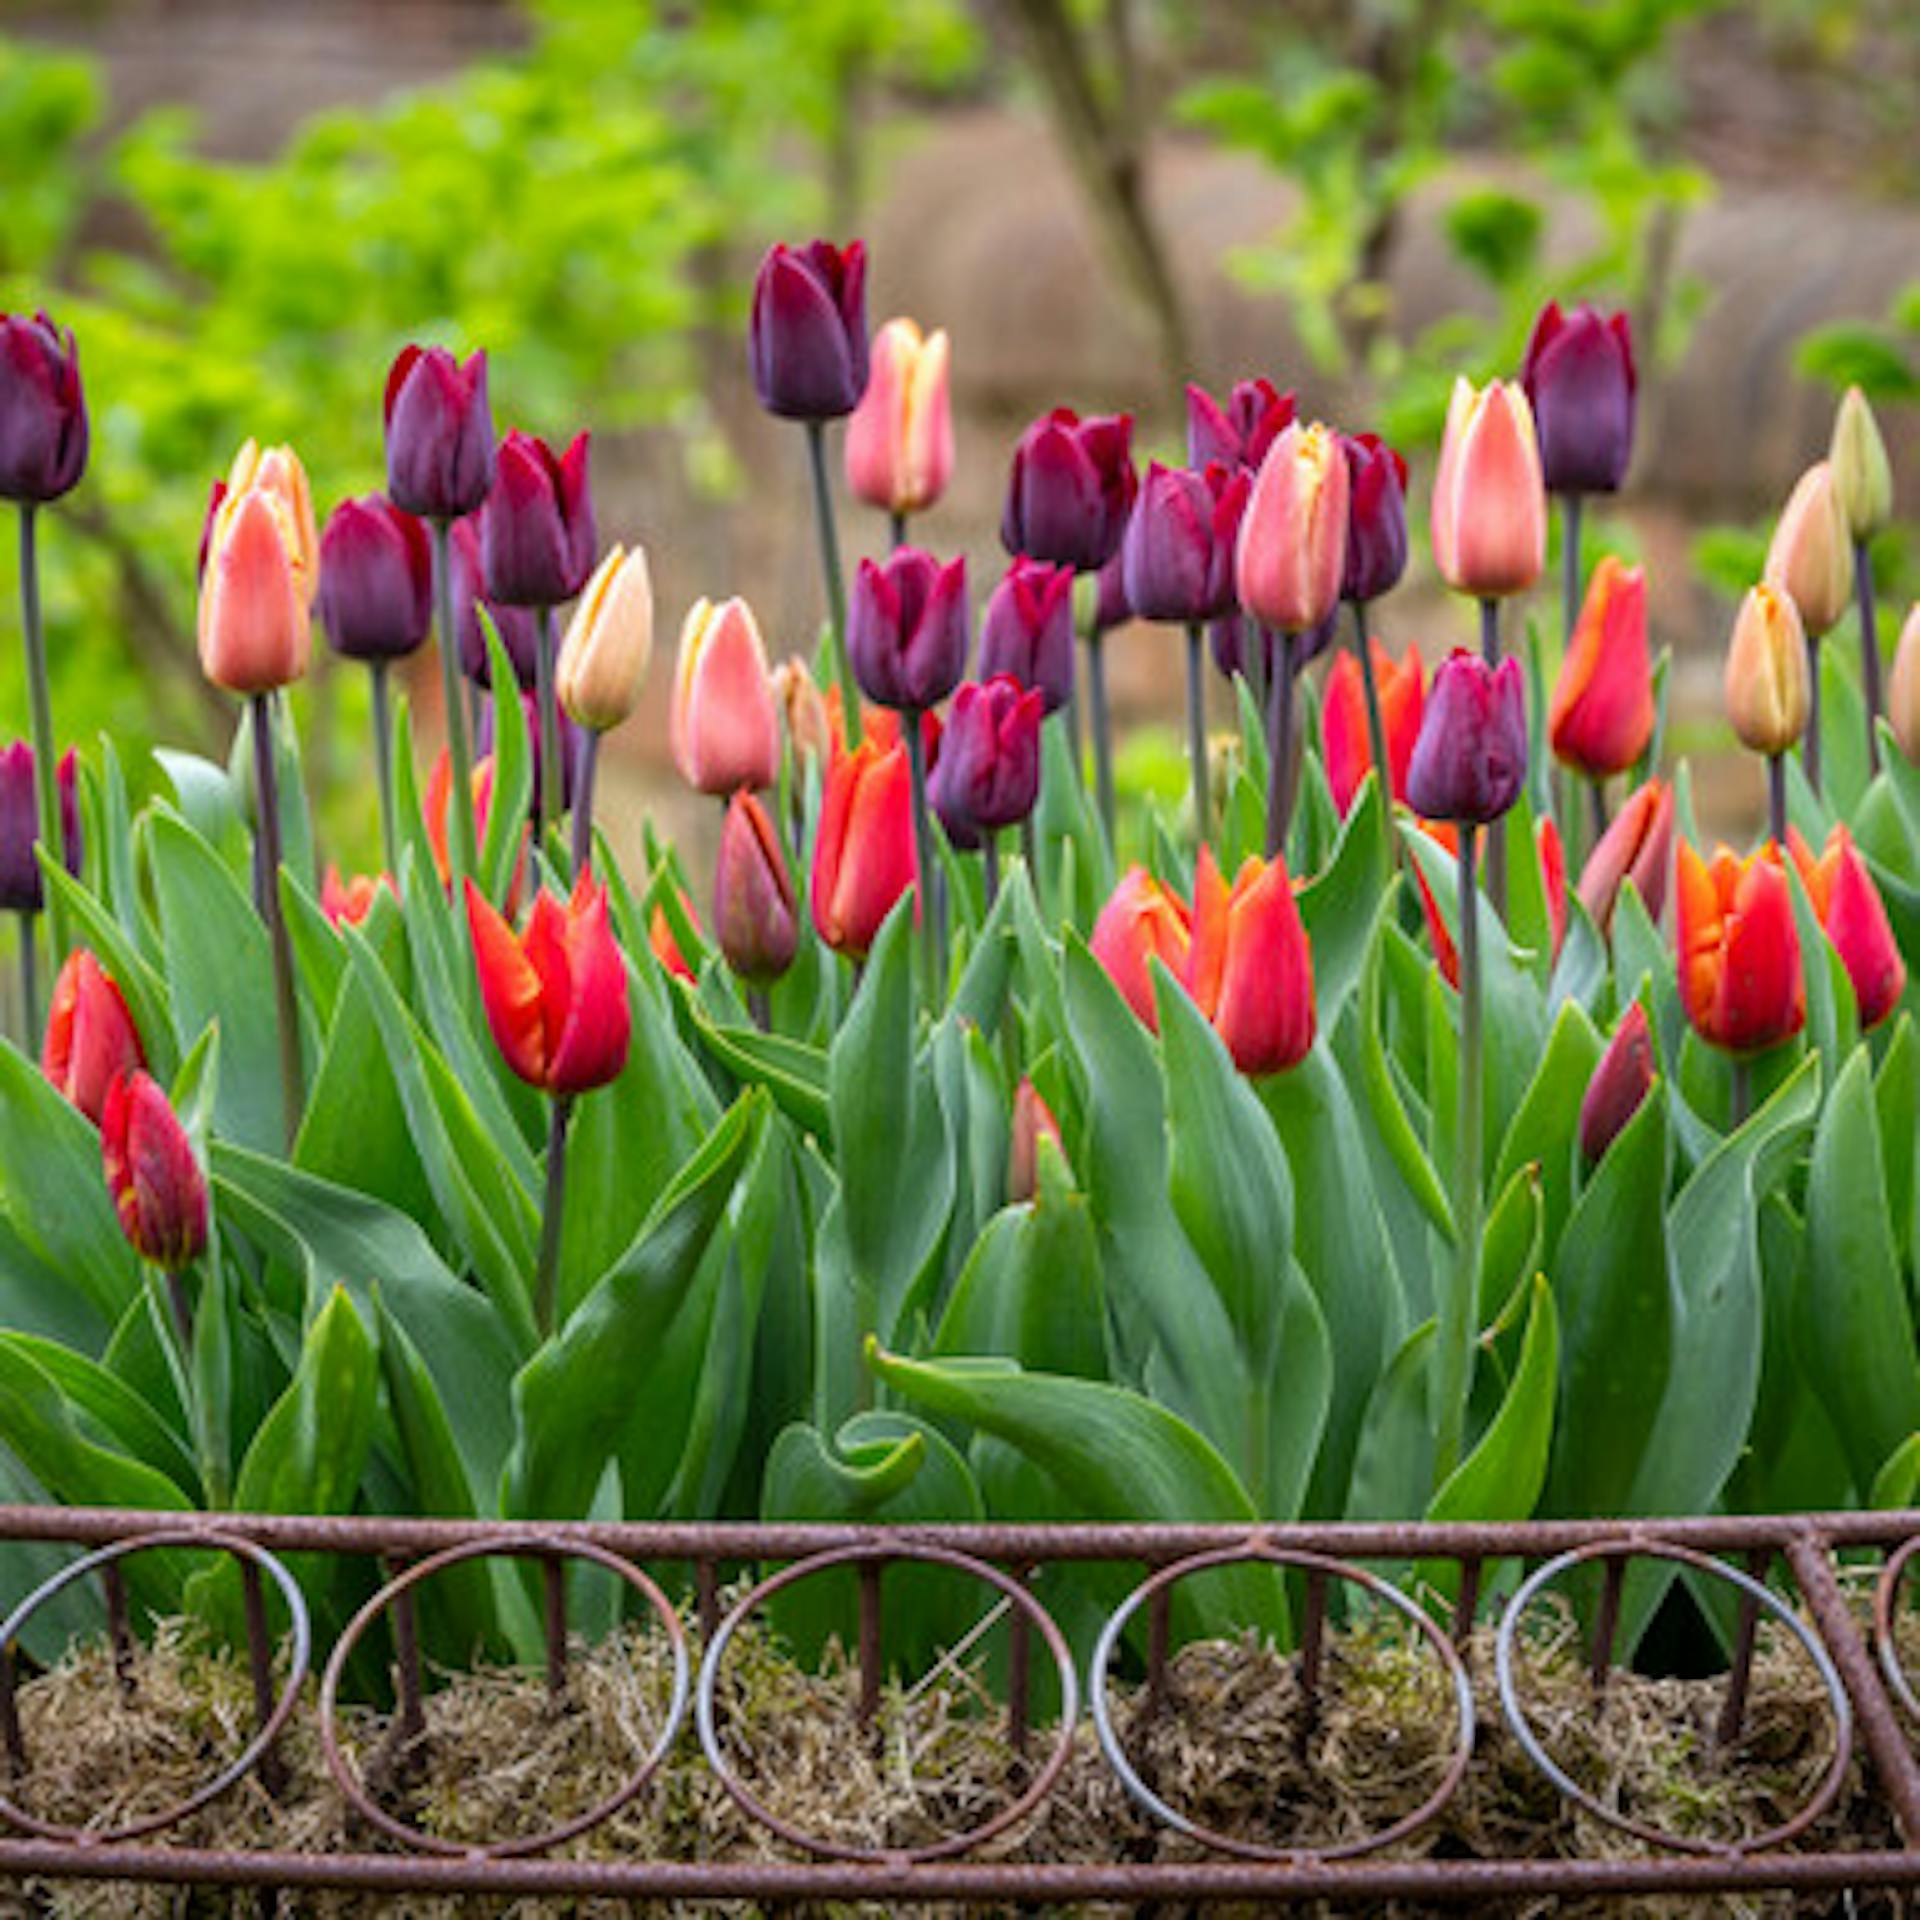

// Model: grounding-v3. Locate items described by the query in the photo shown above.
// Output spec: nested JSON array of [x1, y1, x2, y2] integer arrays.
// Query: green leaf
[[1347, 1321, 1435, 1522], [37, 858, 175, 1079], [0, 1337, 191, 1512], [1491, 998, 1603, 1268], [1871, 1433, 1920, 1510], [1295, 775, 1392, 1027], [0, 1333, 197, 1496], [1356, 914, 1454, 1243], [1429, 1275, 1558, 1525], [153, 748, 247, 875], [478, 615, 534, 906], [230, 1286, 376, 1514], [691, 1016, 831, 1140]]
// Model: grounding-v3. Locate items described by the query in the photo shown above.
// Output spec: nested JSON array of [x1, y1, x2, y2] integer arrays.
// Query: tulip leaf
[[1296, 771, 1392, 1027], [1784, 859, 1860, 1090], [1034, 713, 1111, 926], [0, 1332, 197, 1497], [93, 733, 147, 949], [1479, 1161, 1544, 1328], [1871, 1432, 1920, 1511], [1818, 641, 1872, 826], [277, 867, 349, 1033], [1347, 1319, 1435, 1521], [1356, 912, 1455, 1244], [1877, 1017, 1919, 1271], [1549, 891, 1608, 1020], [229, 1286, 376, 1515], [1491, 997, 1603, 1269], [691, 1015, 831, 1140], [1501, 795, 1555, 988], [153, 748, 248, 877]]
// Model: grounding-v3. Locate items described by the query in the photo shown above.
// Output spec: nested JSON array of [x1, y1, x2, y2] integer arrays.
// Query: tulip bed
[[0, 248, 1918, 1703]]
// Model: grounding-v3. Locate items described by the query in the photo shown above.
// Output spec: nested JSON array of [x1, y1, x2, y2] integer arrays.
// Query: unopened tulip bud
[[848, 547, 969, 712], [1890, 603, 1920, 765], [1007, 1078, 1066, 1204], [1431, 378, 1547, 599], [1001, 408, 1136, 572], [558, 543, 653, 731], [749, 239, 869, 422], [480, 429, 596, 607], [198, 487, 311, 694], [384, 345, 495, 521], [1580, 1002, 1654, 1164], [979, 557, 1076, 713], [1122, 461, 1248, 624], [1577, 776, 1675, 934], [1676, 842, 1804, 1054], [1236, 420, 1349, 634], [714, 790, 798, 986], [1405, 651, 1528, 826], [1185, 377, 1296, 473], [928, 675, 1043, 849], [1520, 302, 1636, 496], [43, 950, 145, 1125], [845, 317, 952, 517], [1724, 583, 1810, 756], [1549, 555, 1654, 778], [101, 1070, 208, 1269], [0, 310, 88, 503], [1187, 845, 1316, 1076], [1089, 866, 1192, 1031], [1340, 432, 1410, 605], [772, 657, 833, 770], [670, 597, 780, 795], [318, 494, 432, 661], [1830, 386, 1893, 543], [451, 516, 539, 690], [0, 742, 80, 914], [811, 737, 917, 959], [1764, 461, 1851, 639], [1787, 825, 1906, 1031]]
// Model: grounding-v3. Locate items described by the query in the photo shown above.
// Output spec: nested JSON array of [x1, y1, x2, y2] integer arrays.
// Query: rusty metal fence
[[0, 1504, 1916, 1904]]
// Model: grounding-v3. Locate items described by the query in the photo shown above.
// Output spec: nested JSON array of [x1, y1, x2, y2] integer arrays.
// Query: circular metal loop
[[1089, 1542, 1476, 1862], [696, 1541, 1079, 1862], [318, 1532, 689, 1860], [1495, 1540, 1853, 1856], [0, 1528, 310, 1844], [1872, 1533, 1920, 1721]]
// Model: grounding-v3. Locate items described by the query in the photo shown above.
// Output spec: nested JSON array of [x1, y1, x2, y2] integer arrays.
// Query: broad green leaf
[[1871, 1433, 1920, 1510], [1428, 1274, 1558, 1533], [1356, 916, 1454, 1242], [0, 1338, 191, 1513], [691, 1016, 831, 1140], [0, 1333, 196, 1496], [230, 1287, 377, 1515], [1346, 1320, 1434, 1521], [1491, 998, 1603, 1269], [1295, 774, 1391, 1026]]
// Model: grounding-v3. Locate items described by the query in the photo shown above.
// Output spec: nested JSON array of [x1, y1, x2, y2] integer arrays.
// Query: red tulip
[[1007, 1077, 1067, 1204], [1578, 776, 1675, 934], [1089, 866, 1192, 1031], [1539, 814, 1567, 962], [1413, 818, 1564, 986], [321, 866, 390, 927], [1549, 554, 1654, 778], [811, 736, 918, 960], [1185, 377, 1296, 473], [425, 750, 524, 914], [1580, 1002, 1654, 1164], [1675, 842, 1804, 1054], [1235, 419, 1349, 635], [1322, 640, 1423, 812], [465, 876, 631, 1095], [714, 790, 798, 986], [1786, 825, 1906, 1031], [1187, 845, 1316, 1075], [43, 950, 145, 1125], [1431, 378, 1546, 599], [101, 1070, 208, 1269]]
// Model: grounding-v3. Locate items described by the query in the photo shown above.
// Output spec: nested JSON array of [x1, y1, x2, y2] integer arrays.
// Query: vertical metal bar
[[856, 1559, 882, 1731], [1006, 1563, 1031, 1762], [239, 1558, 283, 1799], [101, 1562, 135, 1699], [696, 1560, 720, 1643], [0, 1642, 25, 1779], [387, 1559, 426, 1750], [543, 1555, 568, 1701], [1716, 1548, 1769, 1748], [1453, 1557, 1483, 1652], [1143, 1576, 1172, 1724], [1786, 1534, 1920, 1847], [1588, 1555, 1625, 1696], [1296, 1568, 1328, 1753]]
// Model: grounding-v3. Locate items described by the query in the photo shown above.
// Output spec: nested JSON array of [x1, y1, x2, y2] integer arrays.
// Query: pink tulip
[[1234, 420, 1349, 634], [845, 318, 953, 518], [669, 596, 780, 795], [1431, 378, 1546, 599]]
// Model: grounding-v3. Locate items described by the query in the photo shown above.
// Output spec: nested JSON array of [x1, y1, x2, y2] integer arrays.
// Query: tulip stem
[[250, 694, 305, 1153], [17, 504, 65, 967], [1245, 626, 1269, 737], [1184, 622, 1209, 847], [1589, 776, 1609, 843], [1804, 633, 1823, 797], [1479, 594, 1502, 668], [1767, 751, 1788, 849], [889, 510, 908, 553], [1435, 824, 1483, 1490], [533, 1094, 574, 1337], [1857, 540, 1882, 775], [904, 708, 941, 1003], [1265, 634, 1298, 860], [533, 603, 562, 842], [370, 660, 399, 881], [1350, 600, 1393, 814], [431, 519, 479, 890], [1086, 619, 1117, 847], [14, 911, 36, 1048], [1479, 597, 1508, 919], [1021, 815, 1040, 898], [748, 988, 771, 1033], [983, 835, 1000, 911], [804, 421, 859, 727], [1561, 493, 1584, 648], [570, 728, 600, 878]]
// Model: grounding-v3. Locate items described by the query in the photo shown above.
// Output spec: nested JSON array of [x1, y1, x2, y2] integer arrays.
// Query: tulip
[[847, 548, 969, 713], [1549, 555, 1654, 779], [978, 558, 1076, 714], [1323, 641, 1423, 813], [1765, 460, 1851, 641], [383, 344, 496, 522], [0, 742, 80, 915], [1891, 603, 1920, 766], [1431, 378, 1547, 602], [772, 657, 833, 774], [928, 675, 1044, 854], [714, 790, 798, 989], [670, 597, 780, 796], [425, 750, 523, 915], [196, 478, 227, 583], [1675, 842, 1805, 1055], [811, 736, 918, 961], [318, 494, 432, 661], [1831, 388, 1895, 770], [845, 317, 952, 523], [556, 543, 652, 733], [1413, 817, 1564, 987], [101, 1070, 208, 1270], [1406, 651, 1528, 826], [1122, 462, 1247, 625], [198, 485, 310, 695], [1580, 1002, 1655, 1165], [479, 429, 596, 608], [227, 441, 319, 599], [650, 901, 699, 983], [1577, 775, 1675, 935], [1185, 377, 1296, 474], [1539, 814, 1568, 961], [749, 240, 869, 422], [1007, 1078, 1067, 1205], [1340, 433, 1410, 606], [1093, 549, 1131, 633], [1725, 583, 1809, 760], [451, 515, 540, 690], [42, 949, 144, 1126], [1089, 866, 1191, 1031], [1786, 825, 1906, 1031], [0, 311, 88, 504], [1186, 845, 1315, 1076], [1235, 421, 1349, 637], [321, 866, 389, 928], [1519, 302, 1637, 497], [1000, 408, 1137, 573]]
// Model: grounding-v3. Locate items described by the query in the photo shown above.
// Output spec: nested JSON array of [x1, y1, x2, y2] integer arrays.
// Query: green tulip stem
[[1589, 775, 1609, 844], [15, 911, 37, 1049], [1086, 614, 1117, 846], [1478, 594, 1502, 668], [1729, 1057, 1752, 1130], [889, 509, 908, 553], [982, 834, 1000, 911], [1021, 814, 1040, 899], [18, 503, 65, 966], [430, 518, 478, 889], [1435, 822, 1483, 1490], [162, 1262, 195, 1356], [1479, 596, 1508, 920], [533, 602, 562, 841], [748, 988, 771, 1033], [1561, 492, 1584, 648], [1350, 599, 1393, 813], [1857, 540, 1882, 775], [570, 728, 600, 878], [1804, 632, 1823, 798], [1244, 626, 1269, 732], [905, 708, 941, 1004], [370, 660, 398, 881], [804, 421, 859, 727], [1184, 621, 1209, 848], [249, 694, 305, 1153], [1264, 634, 1298, 860], [533, 1093, 575, 1337], [1767, 751, 1788, 850]]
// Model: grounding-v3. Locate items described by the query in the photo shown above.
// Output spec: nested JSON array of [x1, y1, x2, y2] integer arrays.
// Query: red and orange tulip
[[42, 949, 144, 1125], [811, 735, 918, 960], [1549, 555, 1654, 778], [1431, 379, 1546, 600], [1088, 866, 1192, 1031], [101, 1070, 207, 1269], [1577, 776, 1675, 934], [1675, 842, 1804, 1054], [1235, 420, 1349, 635], [1323, 640, 1423, 812], [1785, 825, 1906, 1030], [670, 597, 780, 795], [1187, 846, 1316, 1075], [845, 317, 953, 518]]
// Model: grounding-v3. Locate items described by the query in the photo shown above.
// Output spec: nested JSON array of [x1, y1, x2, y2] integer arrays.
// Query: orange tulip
[[1549, 555, 1654, 777], [198, 485, 310, 694], [42, 949, 145, 1126], [424, 750, 524, 915], [1186, 845, 1316, 1075], [844, 317, 953, 518], [649, 897, 700, 983], [1088, 866, 1192, 1031], [810, 736, 917, 960], [1785, 825, 1906, 1030], [1322, 640, 1423, 812], [669, 596, 780, 795], [1675, 842, 1804, 1054], [321, 866, 390, 927], [1431, 378, 1546, 599]]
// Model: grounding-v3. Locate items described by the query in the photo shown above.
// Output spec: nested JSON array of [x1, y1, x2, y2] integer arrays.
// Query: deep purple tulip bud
[[451, 516, 539, 689], [479, 429, 596, 606], [383, 344, 496, 520], [1405, 650, 1528, 825], [979, 557, 1076, 714], [929, 675, 1044, 850], [749, 240, 870, 422], [1340, 433, 1410, 604], [1519, 301, 1637, 496], [0, 311, 88, 503], [1000, 408, 1137, 572], [1122, 461, 1249, 625], [847, 548, 969, 712], [1185, 377, 1296, 473], [1295, 602, 1344, 668], [318, 494, 433, 661], [1093, 550, 1131, 632], [1209, 612, 1265, 681], [478, 685, 583, 812], [0, 743, 80, 913], [1580, 1001, 1655, 1164]]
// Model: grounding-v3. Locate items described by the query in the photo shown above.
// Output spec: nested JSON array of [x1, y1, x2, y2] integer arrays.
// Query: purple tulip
[[1092, 549, 1131, 632], [1209, 612, 1269, 682], [1000, 408, 1137, 572], [929, 676, 1044, 849], [451, 516, 540, 689], [979, 557, 1076, 713], [0, 742, 80, 913], [749, 240, 870, 422], [478, 685, 583, 812], [318, 494, 433, 661], [480, 429, 596, 606], [383, 344, 496, 520], [1520, 301, 1636, 496], [1340, 433, 1410, 604], [1185, 377, 1295, 474], [848, 547, 969, 712], [0, 312, 87, 503], [1122, 462, 1249, 625], [1405, 650, 1528, 825]]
